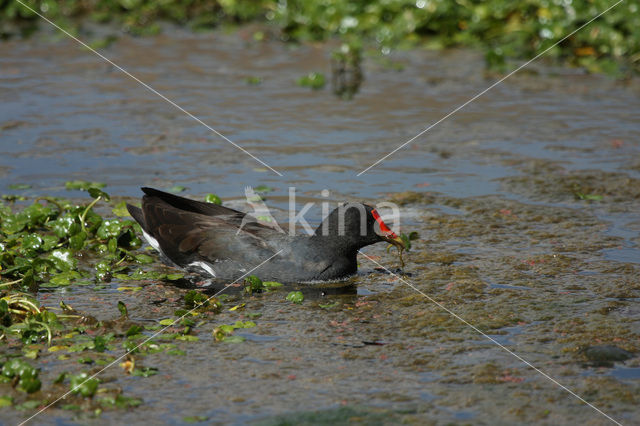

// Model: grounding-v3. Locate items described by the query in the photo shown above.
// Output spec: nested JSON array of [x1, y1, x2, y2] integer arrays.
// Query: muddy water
[[1, 26, 640, 424]]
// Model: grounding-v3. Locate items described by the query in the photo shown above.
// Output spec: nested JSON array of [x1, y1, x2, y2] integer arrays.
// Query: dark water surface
[[1, 27, 639, 425]]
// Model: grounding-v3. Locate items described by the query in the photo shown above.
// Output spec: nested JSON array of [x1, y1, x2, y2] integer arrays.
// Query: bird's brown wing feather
[[141, 195, 282, 266]]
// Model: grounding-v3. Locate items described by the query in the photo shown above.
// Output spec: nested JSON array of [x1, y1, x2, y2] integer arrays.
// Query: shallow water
[[1, 26, 640, 424]]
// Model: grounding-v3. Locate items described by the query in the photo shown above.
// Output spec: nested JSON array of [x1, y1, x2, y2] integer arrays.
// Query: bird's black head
[[314, 202, 404, 250]]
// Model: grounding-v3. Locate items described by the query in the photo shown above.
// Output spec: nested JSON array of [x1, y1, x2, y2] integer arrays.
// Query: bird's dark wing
[[141, 187, 243, 217], [138, 193, 285, 266], [139, 187, 286, 232]]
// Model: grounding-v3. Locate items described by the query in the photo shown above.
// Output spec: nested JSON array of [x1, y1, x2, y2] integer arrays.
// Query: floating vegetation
[[243, 275, 283, 294], [2, 1, 638, 75], [0, 187, 190, 413], [1, 358, 41, 394], [204, 193, 222, 205], [297, 72, 326, 90], [285, 291, 304, 304], [245, 76, 262, 85], [212, 320, 256, 343]]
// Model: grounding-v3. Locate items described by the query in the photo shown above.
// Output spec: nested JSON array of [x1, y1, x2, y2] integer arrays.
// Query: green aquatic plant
[[204, 193, 222, 205], [0, 187, 143, 292], [212, 320, 256, 342], [386, 231, 419, 267], [243, 275, 283, 294], [244, 275, 265, 294], [297, 72, 326, 90], [69, 372, 99, 398], [286, 291, 304, 304], [0, 188, 203, 414], [1, 358, 41, 393], [184, 290, 221, 313], [0, 292, 59, 345], [1, 0, 638, 75]]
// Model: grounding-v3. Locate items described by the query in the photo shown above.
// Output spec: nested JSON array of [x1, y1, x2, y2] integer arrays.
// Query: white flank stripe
[[141, 230, 161, 252], [188, 261, 217, 277]]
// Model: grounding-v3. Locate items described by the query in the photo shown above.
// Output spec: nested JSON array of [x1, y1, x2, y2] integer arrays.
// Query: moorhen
[[127, 187, 404, 283]]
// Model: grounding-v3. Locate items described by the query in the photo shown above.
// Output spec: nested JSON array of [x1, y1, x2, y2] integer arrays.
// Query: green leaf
[[52, 215, 77, 238], [183, 416, 209, 423], [117, 286, 143, 292], [20, 203, 54, 226], [165, 273, 184, 281], [2, 359, 41, 393], [218, 324, 235, 334], [297, 72, 326, 89], [107, 237, 117, 254], [184, 290, 208, 308], [575, 192, 604, 201], [134, 254, 154, 264], [21, 233, 43, 252], [61, 404, 81, 411], [125, 325, 143, 337], [112, 201, 130, 217], [0, 396, 13, 407], [95, 259, 111, 281], [8, 183, 31, 190], [65, 180, 105, 191], [262, 281, 283, 289], [204, 193, 222, 205], [175, 335, 199, 342], [234, 320, 256, 329], [117, 301, 128, 318], [41, 234, 59, 251], [244, 275, 264, 293], [132, 367, 158, 377], [286, 291, 304, 304], [2, 214, 28, 234], [49, 271, 81, 286], [99, 394, 142, 408], [93, 335, 108, 352], [69, 231, 87, 251], [18, 375, 41, 394], [96, 220, 123, 240], [88, 187, 110, 202], [400, 233, 412, 251], [168, 185, 186, 193], [49, 249, 76, 271], [15, 400, 41, 410], [2, 358, 35, 378], [70, 372, 99, 397]]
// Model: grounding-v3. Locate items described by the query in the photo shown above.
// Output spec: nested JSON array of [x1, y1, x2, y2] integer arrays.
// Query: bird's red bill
[[371, 209, 398, 238]]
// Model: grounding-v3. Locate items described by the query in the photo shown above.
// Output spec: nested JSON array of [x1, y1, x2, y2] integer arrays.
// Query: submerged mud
[[1, 25, 639, 425]]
